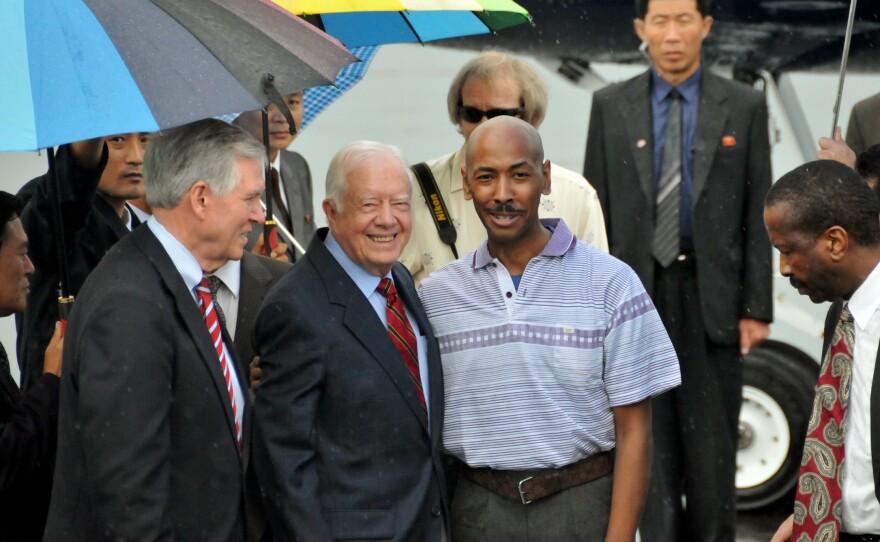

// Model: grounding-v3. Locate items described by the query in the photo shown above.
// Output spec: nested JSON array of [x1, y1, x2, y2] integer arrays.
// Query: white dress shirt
[[210, 259, 242, 340], [842, 260, 880, 533]]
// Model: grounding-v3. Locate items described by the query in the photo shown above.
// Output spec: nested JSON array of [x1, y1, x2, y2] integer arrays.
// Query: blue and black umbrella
[[0, 0, 356, 311]]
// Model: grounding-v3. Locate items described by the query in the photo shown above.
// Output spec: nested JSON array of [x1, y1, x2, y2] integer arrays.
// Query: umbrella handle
[[261, 73, 297, 136], [263, 220, 279, 257], [57, 294, 74, 334]]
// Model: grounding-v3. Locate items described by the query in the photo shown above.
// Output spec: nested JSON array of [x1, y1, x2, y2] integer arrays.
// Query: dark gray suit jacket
[[585, 70, 773, 344], [44, 226, 248, 542], [253, 228, 448, 542], [846, 92, 880, 157], [234, 252, 291, 371], [247, 149, 316, 261]]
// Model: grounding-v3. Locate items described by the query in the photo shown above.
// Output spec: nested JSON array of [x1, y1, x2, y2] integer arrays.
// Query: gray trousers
[[451, 473, 613, 541]]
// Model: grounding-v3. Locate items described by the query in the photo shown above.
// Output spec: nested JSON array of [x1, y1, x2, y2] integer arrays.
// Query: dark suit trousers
[[640, 259, 742, 542]]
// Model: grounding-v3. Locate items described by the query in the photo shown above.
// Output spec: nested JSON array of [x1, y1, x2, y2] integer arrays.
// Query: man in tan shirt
[[400, 51, 608, 285]]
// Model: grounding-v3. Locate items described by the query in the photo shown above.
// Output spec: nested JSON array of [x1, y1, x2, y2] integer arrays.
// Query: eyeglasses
[[457, 105, 524, 124]]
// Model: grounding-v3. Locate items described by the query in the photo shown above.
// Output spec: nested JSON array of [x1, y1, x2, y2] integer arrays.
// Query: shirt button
[[506, 292, 513, 298], [431, 506, 441, 517]]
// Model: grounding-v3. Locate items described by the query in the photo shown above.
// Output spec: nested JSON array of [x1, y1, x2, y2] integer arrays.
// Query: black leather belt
[[460, 451, 614, 505]]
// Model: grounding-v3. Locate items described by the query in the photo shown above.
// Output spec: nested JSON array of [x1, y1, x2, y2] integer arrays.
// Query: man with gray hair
[[253, 141, 449, 541], [400, 50, 608, 285], [44, 119, 266, 541]]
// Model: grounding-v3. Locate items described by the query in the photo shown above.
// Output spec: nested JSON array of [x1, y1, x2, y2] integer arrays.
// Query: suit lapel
[[309, 235, 431, 434], [619, 72, 655, 208], [692, 73, 729, 209], [132, 228, 243, 451]]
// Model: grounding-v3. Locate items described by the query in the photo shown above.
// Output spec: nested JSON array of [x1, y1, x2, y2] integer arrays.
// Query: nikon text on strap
[[411, 162, 458, 259]]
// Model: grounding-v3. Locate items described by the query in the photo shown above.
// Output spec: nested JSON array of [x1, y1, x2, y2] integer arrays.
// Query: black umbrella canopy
[[148, 0, 359, 100]]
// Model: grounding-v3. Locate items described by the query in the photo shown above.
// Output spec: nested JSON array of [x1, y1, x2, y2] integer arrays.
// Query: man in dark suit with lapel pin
[[584, 1, 773, 540], [253, 141, 449, 542], [766, 160, 880, 541], [236, 91, 316, 261], [44, 119, 266, 541]]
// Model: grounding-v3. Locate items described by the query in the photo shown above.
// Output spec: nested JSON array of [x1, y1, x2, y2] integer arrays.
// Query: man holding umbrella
[[44, 119, 265, 541], [16, 133, 150, 391]]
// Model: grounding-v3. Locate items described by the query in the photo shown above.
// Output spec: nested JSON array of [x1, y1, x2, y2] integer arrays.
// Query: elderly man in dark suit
[[44, 119, 266, 541], [253, 141, 448, 542], [584, 0, 773, 540], [766, 160, 880, 541]]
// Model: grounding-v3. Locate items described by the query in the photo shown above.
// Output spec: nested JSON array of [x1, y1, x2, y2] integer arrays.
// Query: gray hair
[[144, 118, 267, 209], [325, 141, 411, 208], [447, 51, 548, 130]]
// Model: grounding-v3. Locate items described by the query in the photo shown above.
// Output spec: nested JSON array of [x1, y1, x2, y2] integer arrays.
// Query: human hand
[[42, 321, 64, 377], [252, 233, 290, 263], [816, 126, 856, 168], [69, 137, 105, 169], [249, 356, 262, 391], [769, 513, 793, 542], [739, 318, 769, 355]]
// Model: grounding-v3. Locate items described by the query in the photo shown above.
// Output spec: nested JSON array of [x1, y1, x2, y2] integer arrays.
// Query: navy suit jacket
[[253, 228, 449, 542]]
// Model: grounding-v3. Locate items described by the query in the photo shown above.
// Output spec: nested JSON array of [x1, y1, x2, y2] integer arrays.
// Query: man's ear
[[461, 165, 473, 201], [189, 181, 210, 219], [825, 225, 849, 262], [634, 18, 646, 43], [541, 160, 552, 196], [322, 198, 338, 228]]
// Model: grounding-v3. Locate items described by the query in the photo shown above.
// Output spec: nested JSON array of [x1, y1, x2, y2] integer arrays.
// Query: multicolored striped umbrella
[[273, 0, 531, 47]]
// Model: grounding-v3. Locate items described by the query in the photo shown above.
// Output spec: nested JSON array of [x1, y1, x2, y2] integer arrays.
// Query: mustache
[[487, 203, 525, 214], [789, 277, 806, 290]]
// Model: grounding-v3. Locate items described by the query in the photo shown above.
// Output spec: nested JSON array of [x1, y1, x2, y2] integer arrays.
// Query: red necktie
[[377, 278, 426, 411], [792, 305, 854, 541], [196, 276, 242, 447]]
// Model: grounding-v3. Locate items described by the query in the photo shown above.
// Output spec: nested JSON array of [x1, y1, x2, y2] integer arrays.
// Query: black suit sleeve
[[741, 94, 774, 322], [72, 288, 177, 539], [0, 373, 59, 493], [252, 293, 333, 542], [585, 93, 612, 238]]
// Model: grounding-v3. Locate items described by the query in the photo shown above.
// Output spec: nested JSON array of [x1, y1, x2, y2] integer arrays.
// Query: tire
[[735, 341, 818, 511]]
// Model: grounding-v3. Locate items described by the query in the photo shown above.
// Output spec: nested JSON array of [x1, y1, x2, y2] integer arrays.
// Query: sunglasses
[[457, 105, 524, 124]]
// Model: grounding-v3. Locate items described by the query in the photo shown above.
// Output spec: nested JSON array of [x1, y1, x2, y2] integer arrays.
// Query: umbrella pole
[[261, 108, 278, 257], [831, 0, 859, 136], [47, 147, 74, 327]]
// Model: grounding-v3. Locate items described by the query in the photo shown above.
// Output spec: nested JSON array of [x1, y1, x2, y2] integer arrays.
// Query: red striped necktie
[[196, 276, 242, 447], [377, 277, 426, 411], [792, 304, 854, 540]]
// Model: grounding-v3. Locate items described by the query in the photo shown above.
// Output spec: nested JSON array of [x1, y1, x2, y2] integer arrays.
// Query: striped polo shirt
[[419, 219, 680, 470]]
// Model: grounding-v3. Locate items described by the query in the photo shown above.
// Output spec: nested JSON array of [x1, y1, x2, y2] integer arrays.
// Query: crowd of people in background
[[2, 0, 880, 541]]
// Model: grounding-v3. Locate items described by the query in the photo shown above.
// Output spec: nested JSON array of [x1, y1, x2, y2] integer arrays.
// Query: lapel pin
[[722, 135, 736, 147], [636, 139, 647, 148]]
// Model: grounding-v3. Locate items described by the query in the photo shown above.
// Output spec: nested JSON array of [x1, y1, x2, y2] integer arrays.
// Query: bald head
[[465, 116, 544, 170]]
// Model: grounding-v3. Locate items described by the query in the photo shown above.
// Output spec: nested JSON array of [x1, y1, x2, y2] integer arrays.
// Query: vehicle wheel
[[735, 341, 818, 511]]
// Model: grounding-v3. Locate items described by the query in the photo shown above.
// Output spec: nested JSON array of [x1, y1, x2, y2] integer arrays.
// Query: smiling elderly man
[[253, 141, 448, 542]]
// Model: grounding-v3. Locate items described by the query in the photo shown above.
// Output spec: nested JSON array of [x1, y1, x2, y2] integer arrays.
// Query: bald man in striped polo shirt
[[419, 117, 681, 541]]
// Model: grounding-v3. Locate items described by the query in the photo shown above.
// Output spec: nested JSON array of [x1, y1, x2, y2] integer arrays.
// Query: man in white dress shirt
[[766, 160, 880, 541]]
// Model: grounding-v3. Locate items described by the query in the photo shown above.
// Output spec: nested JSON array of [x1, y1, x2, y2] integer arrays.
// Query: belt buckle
[[517, 476, 533, 505]]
